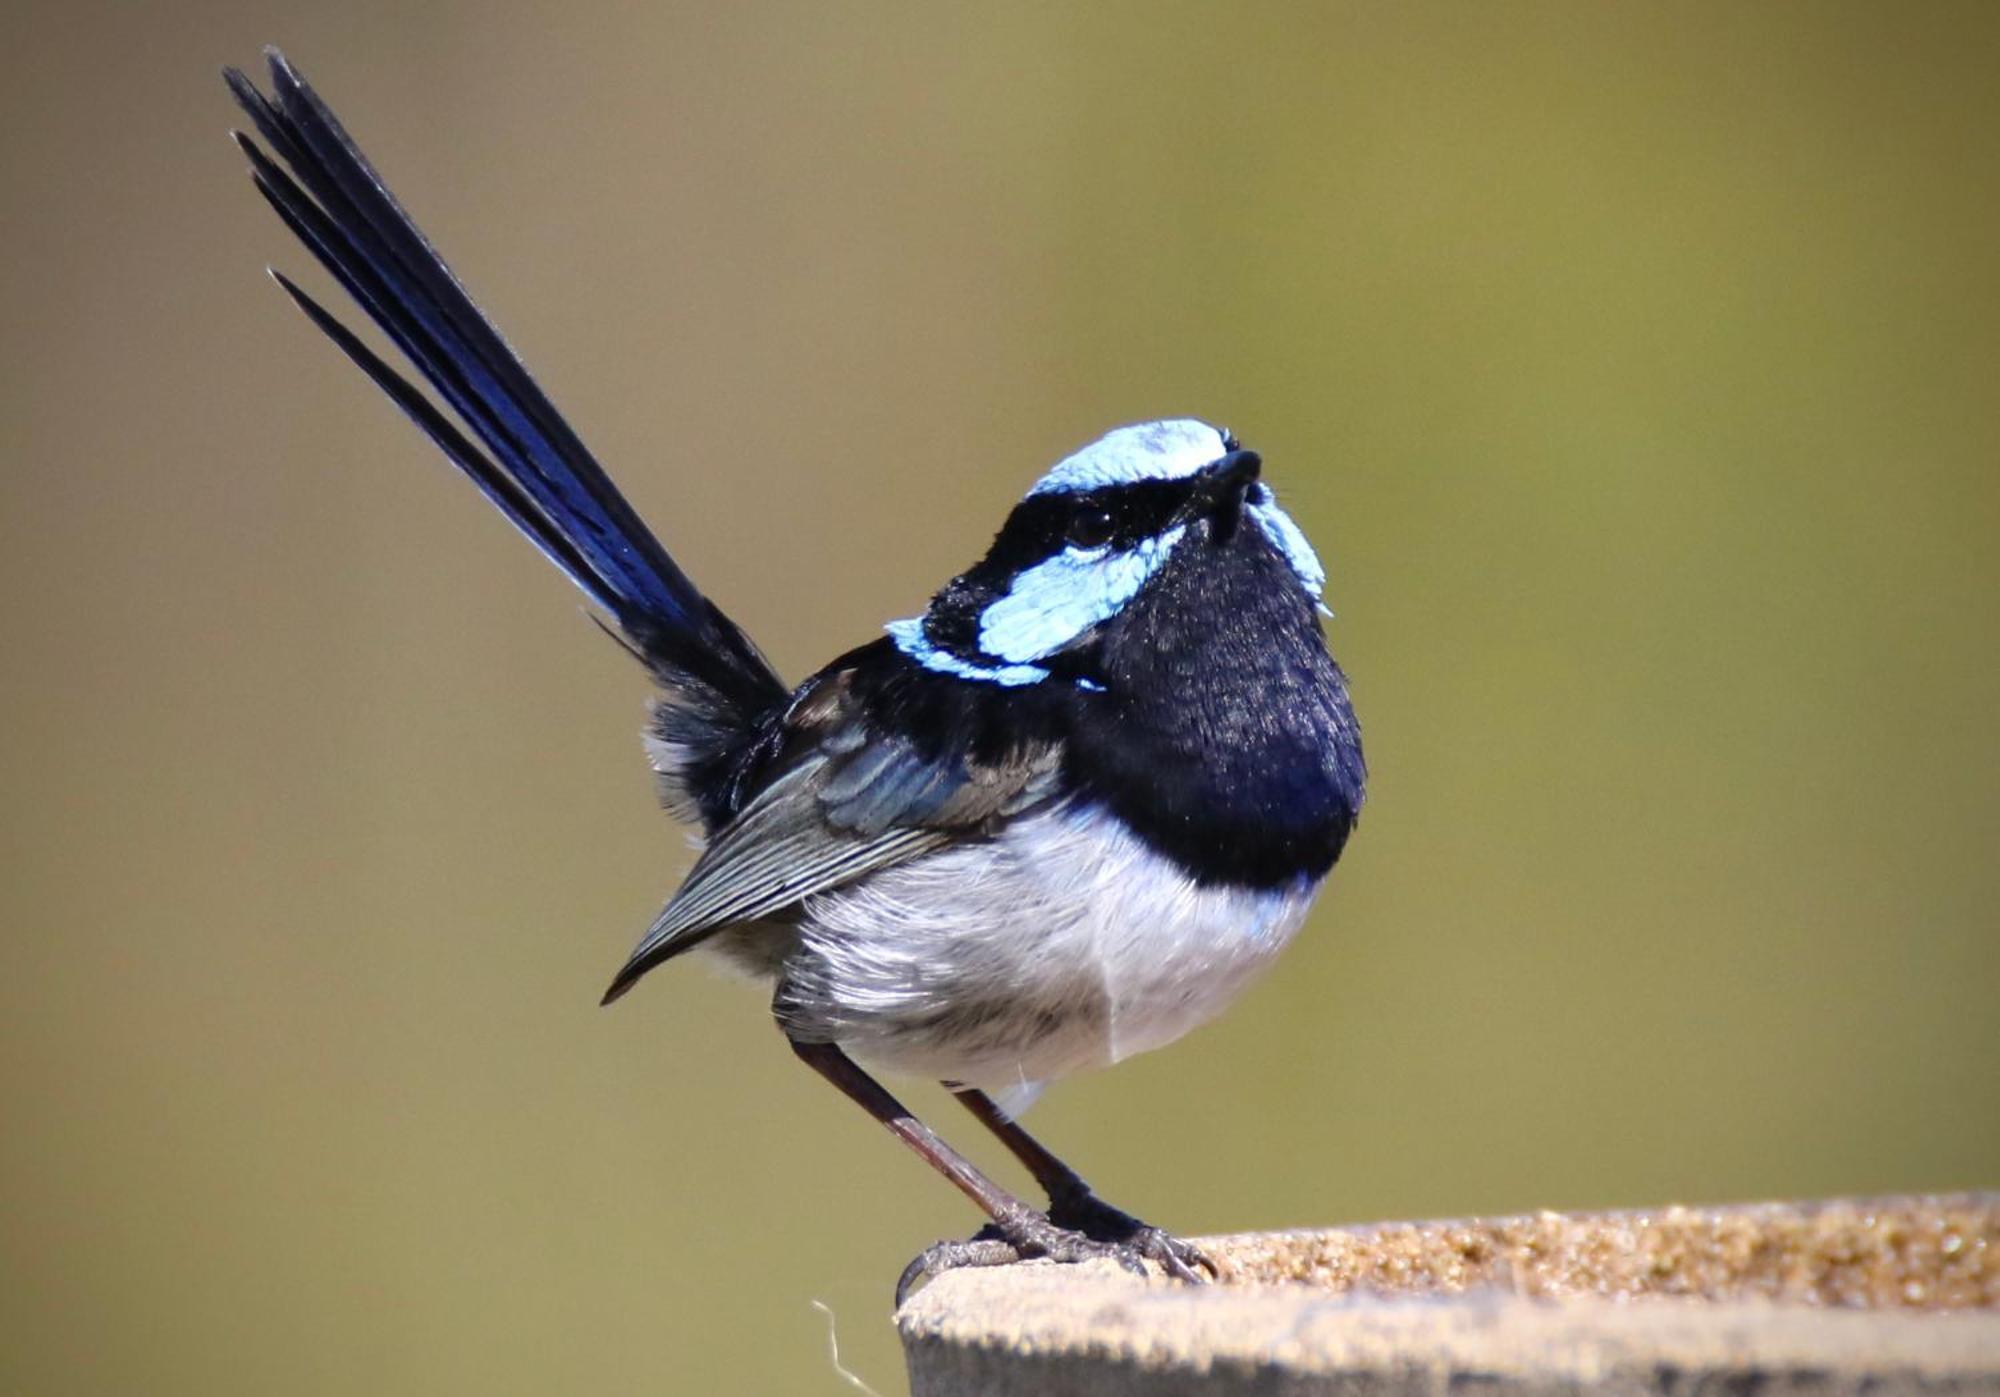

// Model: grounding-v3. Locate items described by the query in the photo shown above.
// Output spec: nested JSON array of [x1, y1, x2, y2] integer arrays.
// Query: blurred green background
[[3, 1, 1996, 1392]]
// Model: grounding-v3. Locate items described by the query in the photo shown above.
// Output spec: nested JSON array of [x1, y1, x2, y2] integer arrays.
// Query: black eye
[[1067, 507, 1115, 550], [1245, 482, 1271, 506]]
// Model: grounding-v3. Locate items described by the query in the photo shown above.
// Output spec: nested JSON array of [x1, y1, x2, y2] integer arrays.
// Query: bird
[[224, 48, 1365, 1303]]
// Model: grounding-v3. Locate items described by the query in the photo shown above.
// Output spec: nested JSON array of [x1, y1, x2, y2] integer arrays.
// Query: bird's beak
[[1184, 449, 1262, 539]]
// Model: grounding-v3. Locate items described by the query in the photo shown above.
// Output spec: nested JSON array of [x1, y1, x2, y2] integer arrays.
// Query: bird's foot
[[896, 1202, 1214, 1306], [1048, 1187, 1219, 1284]]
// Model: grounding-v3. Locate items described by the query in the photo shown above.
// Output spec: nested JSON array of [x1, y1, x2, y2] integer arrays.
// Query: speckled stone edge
[[899, 1196, 2000, 1397]]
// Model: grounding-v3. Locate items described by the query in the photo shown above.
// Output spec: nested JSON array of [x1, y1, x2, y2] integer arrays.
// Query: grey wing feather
[[600, 710, 1061, 1003]]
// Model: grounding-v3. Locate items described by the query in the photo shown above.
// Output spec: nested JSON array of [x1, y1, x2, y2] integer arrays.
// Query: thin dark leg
[[789, 1040, 1167, 1303], [953, 1086, 1091, 1206], [952, 1086, 1218, 1282], [791, 1040, 1034, 1224]]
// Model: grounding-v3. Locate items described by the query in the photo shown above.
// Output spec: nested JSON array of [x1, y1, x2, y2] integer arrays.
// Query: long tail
[[225, 49, 786, 820]]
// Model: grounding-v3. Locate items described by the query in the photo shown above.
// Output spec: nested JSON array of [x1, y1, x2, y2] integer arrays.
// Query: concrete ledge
[[898, 1195, 1999, 1396]]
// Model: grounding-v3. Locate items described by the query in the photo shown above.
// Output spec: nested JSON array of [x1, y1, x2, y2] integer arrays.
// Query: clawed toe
[[896, 1236, 1022, 1307], [1049, 1188, 1219, 1282], [896, 1203, 1215, 1306], [1125, 1223, 1218, 1282]]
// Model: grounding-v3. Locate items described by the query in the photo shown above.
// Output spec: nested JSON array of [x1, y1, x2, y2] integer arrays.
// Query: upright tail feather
[[225, 49, 786, 752]]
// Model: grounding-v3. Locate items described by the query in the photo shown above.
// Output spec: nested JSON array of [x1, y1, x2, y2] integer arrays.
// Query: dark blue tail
[[226, 49, 785, 737]]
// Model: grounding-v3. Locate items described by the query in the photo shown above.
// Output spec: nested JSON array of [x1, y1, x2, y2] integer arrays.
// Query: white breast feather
[[778, 803, 1318, 1100]]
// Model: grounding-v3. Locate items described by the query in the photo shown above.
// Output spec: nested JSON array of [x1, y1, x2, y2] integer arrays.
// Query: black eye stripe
[[986, 480, 1189, 560], [1066, 505, 1116, 549], [1066, 479, 1192, 535], [940, 472, 1213, 637]]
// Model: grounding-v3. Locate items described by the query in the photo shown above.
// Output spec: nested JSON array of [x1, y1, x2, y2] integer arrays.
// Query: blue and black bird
[[226, 49, 1365, 1299]]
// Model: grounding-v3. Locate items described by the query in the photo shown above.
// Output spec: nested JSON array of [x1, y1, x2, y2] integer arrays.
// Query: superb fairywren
[[226, 49, 1365, 1301]]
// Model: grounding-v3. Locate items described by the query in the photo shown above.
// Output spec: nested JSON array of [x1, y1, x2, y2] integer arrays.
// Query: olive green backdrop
[[3, 2, 1995, 1392]]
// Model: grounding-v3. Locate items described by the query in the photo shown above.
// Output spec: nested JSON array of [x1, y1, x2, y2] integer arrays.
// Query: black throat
[[1063, 519, 1366, 888]]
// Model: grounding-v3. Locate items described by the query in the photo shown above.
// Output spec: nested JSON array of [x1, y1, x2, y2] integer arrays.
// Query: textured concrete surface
[[899, 1195, 1999, 1396]]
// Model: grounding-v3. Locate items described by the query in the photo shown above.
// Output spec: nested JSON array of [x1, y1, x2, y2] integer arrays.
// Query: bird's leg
[[951, 1085, 1095, 1213], [789, 1040, 1172, 1303], [952, 1086, 1217, 1283]]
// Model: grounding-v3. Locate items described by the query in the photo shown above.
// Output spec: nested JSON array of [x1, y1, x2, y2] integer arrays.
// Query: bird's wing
[[601, 668, 1063, 1002]]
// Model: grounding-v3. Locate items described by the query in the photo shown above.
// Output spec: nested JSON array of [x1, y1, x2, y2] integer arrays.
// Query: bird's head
[[887, 420, 1328, 690]]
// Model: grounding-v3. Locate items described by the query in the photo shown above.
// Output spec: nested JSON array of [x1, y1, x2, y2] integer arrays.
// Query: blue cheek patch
[[978, 527, 1187, 664], [884, 618, 1051, 686], [886, 527, 1189, 686], [1247, 496, 1329, 609]]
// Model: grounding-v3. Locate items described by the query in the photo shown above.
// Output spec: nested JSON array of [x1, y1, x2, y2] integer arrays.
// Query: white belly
[[774, 802, 1320, 1101]]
